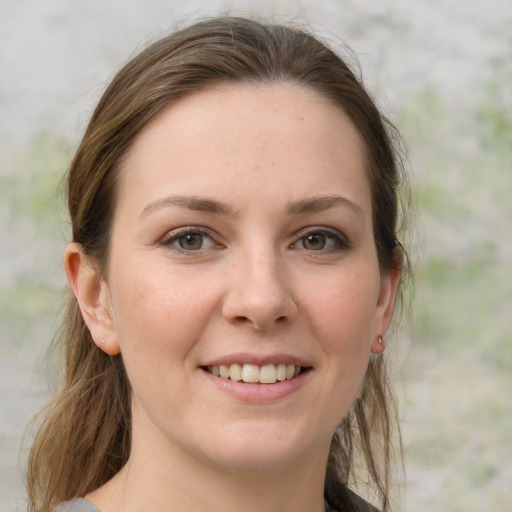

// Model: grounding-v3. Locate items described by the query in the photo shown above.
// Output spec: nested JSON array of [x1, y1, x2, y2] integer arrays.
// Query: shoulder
[[53, 498, 101, 512], [325, 485, 380, 512]]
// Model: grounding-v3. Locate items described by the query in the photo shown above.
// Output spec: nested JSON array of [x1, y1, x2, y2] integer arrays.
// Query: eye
[[177, 232, 206, 250], [161, 228, 217, 252], [301, 233, 328, 250], [295, 228, 349, 252]]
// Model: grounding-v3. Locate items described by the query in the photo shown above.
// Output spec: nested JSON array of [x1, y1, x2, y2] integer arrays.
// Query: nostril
[[233, 316, 251, 325]]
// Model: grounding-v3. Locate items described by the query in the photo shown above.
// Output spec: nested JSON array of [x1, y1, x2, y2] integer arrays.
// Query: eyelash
[[159, 226, 350, 254], [159, 227, 220, 254], [293, 227, 350, 253]]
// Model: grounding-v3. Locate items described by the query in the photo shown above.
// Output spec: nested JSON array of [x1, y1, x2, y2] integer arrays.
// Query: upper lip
[[201, 352, 312, 368]]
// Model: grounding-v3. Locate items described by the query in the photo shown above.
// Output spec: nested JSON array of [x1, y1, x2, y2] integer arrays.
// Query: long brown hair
[[26, 17, 410, 512]]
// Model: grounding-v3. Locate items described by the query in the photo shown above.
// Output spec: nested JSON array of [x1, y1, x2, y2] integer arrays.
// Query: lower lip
[[200, 368, 311, 403]]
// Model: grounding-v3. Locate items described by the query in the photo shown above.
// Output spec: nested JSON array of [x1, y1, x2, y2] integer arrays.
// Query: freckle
[[299, 116, 304, 121]]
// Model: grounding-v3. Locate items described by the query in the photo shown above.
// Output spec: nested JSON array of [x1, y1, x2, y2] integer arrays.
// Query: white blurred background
[[1, 1, 511, 511]]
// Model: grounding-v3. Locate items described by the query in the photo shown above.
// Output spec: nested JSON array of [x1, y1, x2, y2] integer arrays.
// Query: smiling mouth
[[203, 363, 307, 384]]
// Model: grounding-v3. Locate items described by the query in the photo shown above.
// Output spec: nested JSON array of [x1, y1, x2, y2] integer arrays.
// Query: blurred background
[[1, 1, 510, 510]]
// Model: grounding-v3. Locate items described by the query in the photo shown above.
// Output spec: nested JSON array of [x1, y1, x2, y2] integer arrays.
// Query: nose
[[222, 249, 298, 331]]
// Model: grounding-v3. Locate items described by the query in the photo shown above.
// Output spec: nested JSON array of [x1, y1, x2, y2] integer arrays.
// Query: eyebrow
[[140, 195, 235, 218], [140, 193, 365, 223], [286, 195, 366, 223]]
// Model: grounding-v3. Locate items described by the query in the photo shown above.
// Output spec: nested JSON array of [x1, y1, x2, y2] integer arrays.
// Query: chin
[[193, 421, 322, 473]]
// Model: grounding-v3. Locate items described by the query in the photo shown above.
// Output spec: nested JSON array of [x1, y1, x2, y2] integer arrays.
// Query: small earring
[[101, 339, 106, 344], [371, 335, 386, 355]]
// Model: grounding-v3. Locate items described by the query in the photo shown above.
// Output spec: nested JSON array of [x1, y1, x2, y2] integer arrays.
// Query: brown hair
[[27, 16, 409, 512]]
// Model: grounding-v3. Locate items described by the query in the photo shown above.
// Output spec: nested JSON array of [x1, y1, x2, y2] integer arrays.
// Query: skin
[[65, 83, 400, 512]]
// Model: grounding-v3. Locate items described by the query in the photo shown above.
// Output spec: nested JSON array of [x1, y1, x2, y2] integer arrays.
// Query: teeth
[[229, 363, 242, 381], [276, 363, 287, 381], [259, 364, 277, 384], [209, 363, 302, 384], [242, 364, 259, 383], [220, 364, 230, 379]]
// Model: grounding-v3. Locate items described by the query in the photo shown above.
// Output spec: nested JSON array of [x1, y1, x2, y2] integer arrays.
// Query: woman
[[27, 16, 410, 512]]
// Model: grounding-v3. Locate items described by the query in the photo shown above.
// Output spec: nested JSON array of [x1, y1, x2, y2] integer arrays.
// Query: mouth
[[202, 363, 309, 384]]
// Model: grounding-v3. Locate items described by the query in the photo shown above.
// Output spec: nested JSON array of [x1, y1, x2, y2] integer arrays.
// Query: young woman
[[27, 16, 410, 512]]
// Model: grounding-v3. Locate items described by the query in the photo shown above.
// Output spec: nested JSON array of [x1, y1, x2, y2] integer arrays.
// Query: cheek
[[305, 267, 380, 340], [302, 265, 380, 394], [110, 264, 222, 359]]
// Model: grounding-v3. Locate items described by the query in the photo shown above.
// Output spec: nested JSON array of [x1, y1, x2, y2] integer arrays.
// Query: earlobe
[[372, 249, 403, 353], [64, 243, 121, 355], [370, 335, 386, 355]]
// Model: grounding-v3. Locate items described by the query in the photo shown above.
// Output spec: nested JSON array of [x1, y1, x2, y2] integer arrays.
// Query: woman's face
[[92, 84, 398, 472]]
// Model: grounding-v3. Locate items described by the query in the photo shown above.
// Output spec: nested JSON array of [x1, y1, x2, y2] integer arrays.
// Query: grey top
[[53, 489, 377, 512], [53, 498, 101, 512]]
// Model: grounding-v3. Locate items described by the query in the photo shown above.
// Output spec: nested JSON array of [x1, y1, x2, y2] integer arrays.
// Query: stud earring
[[371, 335, 386, 355]]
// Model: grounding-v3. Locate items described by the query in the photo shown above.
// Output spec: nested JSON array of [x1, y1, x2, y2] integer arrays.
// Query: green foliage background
[[396, 44, 512, 511]]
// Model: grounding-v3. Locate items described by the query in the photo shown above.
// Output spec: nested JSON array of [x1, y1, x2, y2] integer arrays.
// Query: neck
[[87, 416, 330, 512]]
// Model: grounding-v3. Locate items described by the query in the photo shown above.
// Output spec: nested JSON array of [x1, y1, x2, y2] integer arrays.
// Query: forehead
[[118, 83, 370, 215]]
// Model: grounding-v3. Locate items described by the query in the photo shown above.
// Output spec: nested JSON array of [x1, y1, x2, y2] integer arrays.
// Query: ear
[[64, 243, 121, 355], [371, 249, 403, 355]]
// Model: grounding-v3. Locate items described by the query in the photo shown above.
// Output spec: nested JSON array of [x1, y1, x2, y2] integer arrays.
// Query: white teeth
[[242, 364, 260, 383], [208, 363, 303, 384], [220, 364, 230, 379], [259, 364, 277, 384], [276, 363, 287, 381], [229, 363, 242, 381]]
